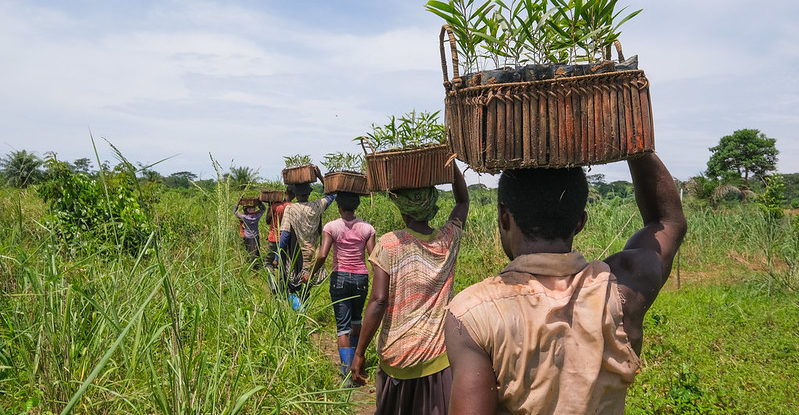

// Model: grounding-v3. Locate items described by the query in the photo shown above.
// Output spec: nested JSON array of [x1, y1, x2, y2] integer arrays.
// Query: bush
[[37, 156, 152, 254]]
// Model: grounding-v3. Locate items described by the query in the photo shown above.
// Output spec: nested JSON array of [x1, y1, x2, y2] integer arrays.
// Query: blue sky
[[1, 0, 797, 185]]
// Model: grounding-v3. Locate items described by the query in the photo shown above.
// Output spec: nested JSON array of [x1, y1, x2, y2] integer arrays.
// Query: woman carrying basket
[[351, 165, 469, 415]]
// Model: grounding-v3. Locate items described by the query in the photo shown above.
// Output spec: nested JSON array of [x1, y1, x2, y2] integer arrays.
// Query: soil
[[460, 55, 639, 87], [311, 331, 376, 414]]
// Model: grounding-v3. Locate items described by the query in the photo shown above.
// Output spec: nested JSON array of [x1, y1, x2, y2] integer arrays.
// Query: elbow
[[370, 295, 388, 310]]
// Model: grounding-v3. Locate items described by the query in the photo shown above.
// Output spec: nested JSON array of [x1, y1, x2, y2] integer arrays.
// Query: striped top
[[368, 219, 463, 379]]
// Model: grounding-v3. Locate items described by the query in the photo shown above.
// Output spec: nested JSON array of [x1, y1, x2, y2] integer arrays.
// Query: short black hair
[[336, 192, 361, 211], [498, 167, 588, 241], [289, 183, 312, 196]]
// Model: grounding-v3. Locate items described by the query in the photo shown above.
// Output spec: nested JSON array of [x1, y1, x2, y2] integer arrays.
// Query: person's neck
[[512, 238, 573, 258], [340, 211, 356, 221], [405, 219, 434, 235]]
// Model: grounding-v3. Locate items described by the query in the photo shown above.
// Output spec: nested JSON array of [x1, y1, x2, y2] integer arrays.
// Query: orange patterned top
[[368, 219, 463, 379]]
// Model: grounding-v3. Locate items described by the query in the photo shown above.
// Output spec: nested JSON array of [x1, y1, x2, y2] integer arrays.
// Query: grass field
[[1, 180, 797, 414]]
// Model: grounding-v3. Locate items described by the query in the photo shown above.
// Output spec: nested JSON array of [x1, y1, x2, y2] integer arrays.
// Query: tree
[[227, 166, 259, 190], [71, 158, 93, 174], [1, 150, 43, 187], [706, 129, 778, 187], [164, 171, 198, 188]]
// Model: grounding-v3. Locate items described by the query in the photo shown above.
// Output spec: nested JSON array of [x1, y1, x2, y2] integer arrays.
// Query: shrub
[[37, 156, 152, 255]]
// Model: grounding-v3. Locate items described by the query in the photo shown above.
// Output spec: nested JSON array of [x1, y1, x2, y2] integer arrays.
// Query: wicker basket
[[440, 25, 654, 173], [238, 197, 261, 207], [260, 189, 285, 203], [360, 137, 454, 192], [324, 171, 369, 195], [282, 165, 316, 185]]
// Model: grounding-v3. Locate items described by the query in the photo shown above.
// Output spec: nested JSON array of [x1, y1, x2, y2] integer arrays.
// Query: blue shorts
[[329, 271, 369, 336]]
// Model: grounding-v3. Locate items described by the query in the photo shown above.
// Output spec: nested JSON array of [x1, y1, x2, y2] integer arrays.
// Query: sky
[[1, 0, 797, 185]]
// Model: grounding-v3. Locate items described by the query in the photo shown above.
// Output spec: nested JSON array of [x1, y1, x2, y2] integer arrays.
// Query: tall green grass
[[1, 183, 797, 414], [0, 182, 352, 414]]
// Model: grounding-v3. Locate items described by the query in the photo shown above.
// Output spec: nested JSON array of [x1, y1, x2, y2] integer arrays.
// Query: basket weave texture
[[259, 190, 285, 203], [282, 165, 316, 185], [238, 197, 261, 207], [440, 26, 654, 173], [362, 142, 454, 192], [324, 171, 369, 195]]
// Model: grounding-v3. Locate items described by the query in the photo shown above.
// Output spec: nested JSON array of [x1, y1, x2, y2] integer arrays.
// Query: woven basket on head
[[259, 190, 286, 203], [440, 25, 654, 173], [238, 197, 261, 207], [360, 137, 454, 192], [282, 165, 316, 185], [324, 171, 369, 195]]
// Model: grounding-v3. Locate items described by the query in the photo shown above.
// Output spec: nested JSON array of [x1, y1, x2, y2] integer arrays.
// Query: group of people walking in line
[[232, 154, 686, 414]]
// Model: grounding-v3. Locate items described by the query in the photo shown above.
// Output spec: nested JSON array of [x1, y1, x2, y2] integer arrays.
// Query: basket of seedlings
[[359, 110, 455, 192], [238, 197, 261, 207], [429, 0, 651, 172], [282, 154, 316, 184], [259, 184, 286, 202], [322, 152, 369, 195]]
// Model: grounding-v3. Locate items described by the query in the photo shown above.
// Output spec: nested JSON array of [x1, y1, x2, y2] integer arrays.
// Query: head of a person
[[336, 192, 361, 214], [289, 183, 312, 202], [389, 186, 439, 225], [497, 167, 589, 259], [244, 205, 256, 214], [284, 188, 296, 202]]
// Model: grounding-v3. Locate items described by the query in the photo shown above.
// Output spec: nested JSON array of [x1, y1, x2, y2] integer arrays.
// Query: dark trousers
[[265, 240, 278, 266], [243, 237, 261, 269]]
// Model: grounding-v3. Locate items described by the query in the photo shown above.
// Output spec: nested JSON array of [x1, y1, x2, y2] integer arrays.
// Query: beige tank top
[[448, 251, 641, 414]]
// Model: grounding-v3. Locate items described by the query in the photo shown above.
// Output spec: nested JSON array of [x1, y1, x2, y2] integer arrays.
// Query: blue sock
[[288, 294, 302, 311], [338, 347, 355, 376], [349, 335, 359, 348]]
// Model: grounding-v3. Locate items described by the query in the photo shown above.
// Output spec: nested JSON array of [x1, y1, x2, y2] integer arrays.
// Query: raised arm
[[233, 203, 245, 219], [351, 264, 389, 385], [448, 164, 469, 225], [445, 312, 498, 414], [615, 153, 687, 285], [265, 205, 273, 225], [313, 165, 325, 186]]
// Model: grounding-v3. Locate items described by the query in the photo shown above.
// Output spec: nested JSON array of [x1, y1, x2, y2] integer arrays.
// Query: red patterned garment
[[368, 219, 463, 379]]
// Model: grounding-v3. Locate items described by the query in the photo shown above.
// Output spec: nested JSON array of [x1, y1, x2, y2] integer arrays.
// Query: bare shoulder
[[604, 249, 664, 354]]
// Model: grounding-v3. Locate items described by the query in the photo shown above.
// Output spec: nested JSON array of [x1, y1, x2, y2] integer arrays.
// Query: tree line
[[2, 128, 796, 207]]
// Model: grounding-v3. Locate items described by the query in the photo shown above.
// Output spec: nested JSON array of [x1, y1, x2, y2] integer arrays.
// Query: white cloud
[[0, 0, 797, 183]]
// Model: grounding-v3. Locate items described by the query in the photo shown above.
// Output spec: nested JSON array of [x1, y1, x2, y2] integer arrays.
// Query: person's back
[[351, 165, 470, 415], [371, 219, 463, 373], [278, 178, 334, 276], [309, 192, 376, 381], [446, 155, 687, 414], [325, 217, 373, 275], [448, 254, 639, 414]]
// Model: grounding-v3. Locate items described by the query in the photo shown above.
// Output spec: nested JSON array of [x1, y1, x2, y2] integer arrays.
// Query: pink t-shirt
[[323, 218, 375, 274]]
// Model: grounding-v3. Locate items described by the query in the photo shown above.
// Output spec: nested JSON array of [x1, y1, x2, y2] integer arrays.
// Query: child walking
[[233, 199, 266, 269]]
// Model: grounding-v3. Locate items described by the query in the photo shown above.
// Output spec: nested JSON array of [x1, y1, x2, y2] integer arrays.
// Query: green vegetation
[[321, 153, 365, 174], [0, 149, 43, 187], [361, 110, 446, 152], [1, 146, 797, 413], [427, 0, 642, 72], [706, 129, 779, 188], [283, 155, 313, 169]]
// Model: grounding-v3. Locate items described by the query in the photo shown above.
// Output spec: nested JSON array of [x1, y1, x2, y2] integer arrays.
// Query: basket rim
[[365, 142, 450, 158], [448, 69, 646, 95], [281, 164, 313, 173], [324, 170, 367, 177]]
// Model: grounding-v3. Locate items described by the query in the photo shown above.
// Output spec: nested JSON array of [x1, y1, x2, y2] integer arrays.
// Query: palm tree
[[228, 166, 259, 190], [1, 150, 43, 187]]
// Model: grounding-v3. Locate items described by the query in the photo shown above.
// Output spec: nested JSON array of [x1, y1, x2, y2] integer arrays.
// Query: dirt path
[[311, 331, 376, 415]]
